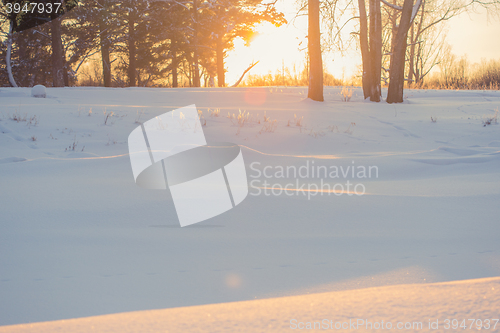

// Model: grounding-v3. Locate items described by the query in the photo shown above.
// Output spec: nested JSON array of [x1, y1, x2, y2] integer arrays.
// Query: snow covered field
[[1, 87, 499, 328], [1, 277, 499, 333]]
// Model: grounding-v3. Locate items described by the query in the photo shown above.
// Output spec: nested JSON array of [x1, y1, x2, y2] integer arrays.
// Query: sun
[[224, 20, 308, 85], [225, 18, 361, 85]]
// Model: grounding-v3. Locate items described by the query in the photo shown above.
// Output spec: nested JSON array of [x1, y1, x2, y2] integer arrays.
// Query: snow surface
[[0, 277, 498, 332], [0, 87, 499, 327]]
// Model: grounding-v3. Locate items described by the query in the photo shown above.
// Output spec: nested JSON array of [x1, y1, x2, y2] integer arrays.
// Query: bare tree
[[98, 0, 113, 87], [5, 20, 18, 87], [407, 0, 497, 86], [405, 0, 457, 86], [384, 0, 499, 102], [51, 18, 65, 87], [357, 0, 383, 101], [192, 0, 201, 87], [358, 0, 372, 99], [308, 0, 324, 101], [409, 26, 447, 86], [386, 0, 421, 103], [438, 43, 455, 86], [127, 6, 137, 87]]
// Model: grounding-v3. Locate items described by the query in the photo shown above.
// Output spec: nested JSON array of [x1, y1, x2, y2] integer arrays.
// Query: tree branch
[[231, 61, 259, 87], [410, 0, 423, 23], [380, 0, 403, 10]]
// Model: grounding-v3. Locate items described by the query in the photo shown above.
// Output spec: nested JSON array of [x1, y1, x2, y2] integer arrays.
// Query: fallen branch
[[231, 61, 259, 87]]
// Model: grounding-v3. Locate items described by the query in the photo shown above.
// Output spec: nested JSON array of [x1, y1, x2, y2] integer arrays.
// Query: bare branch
[[231, 61, 259, 87], [381, 0, 403, 10], [410, 0, 423, 23]]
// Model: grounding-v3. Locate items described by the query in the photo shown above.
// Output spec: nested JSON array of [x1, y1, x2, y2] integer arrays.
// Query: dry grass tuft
[[340, 87, 353, 102], [483, 108, 498, 127], [260, 119, 278, 133]]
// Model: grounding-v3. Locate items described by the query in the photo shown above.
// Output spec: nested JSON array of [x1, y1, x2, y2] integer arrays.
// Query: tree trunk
[[171, 41, 178, 88], [388, 0, 398, 66], [99, 0, 112, 87], [216, 36, 225, 87], [62, 60, 69, 86], [358, 0, 383, 102], [415, 61, 421, 85], [6, 21, 18, 88], [358, 0, 371, 100], [51, 18, 64, 87], [188, 63, 192, 87], [100, 36, 111, 87], [60, 28, 69, 86], [192, 0, 200, 87], [307, 0, 324, 101], [128, 10, 136, 87], [368, 0, 382, 102], [192, 57, 200, 87], [386, 0, 413, 104], [408, 22, 415, 87], [412, 1, 425, 86]]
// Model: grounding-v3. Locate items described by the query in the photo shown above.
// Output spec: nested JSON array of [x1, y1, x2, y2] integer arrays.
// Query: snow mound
[[1, 277, 498, 333], [31, 85, 46, 98], [438, 146, 482, 156], [0, 157, 27, 164], [488, 141, 500, 147]]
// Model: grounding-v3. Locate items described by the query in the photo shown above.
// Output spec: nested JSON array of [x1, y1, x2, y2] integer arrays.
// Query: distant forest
[[0, 0, 499, 99], [0, 0, 285, 88]]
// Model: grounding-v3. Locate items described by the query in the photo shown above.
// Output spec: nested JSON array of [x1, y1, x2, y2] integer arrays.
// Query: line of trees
[[306, 0, 499, 103], [423, 56, 500, 89], [1, 0, 499, 104], [0, 0, 285, 88], [366, 0, 500, 103]]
